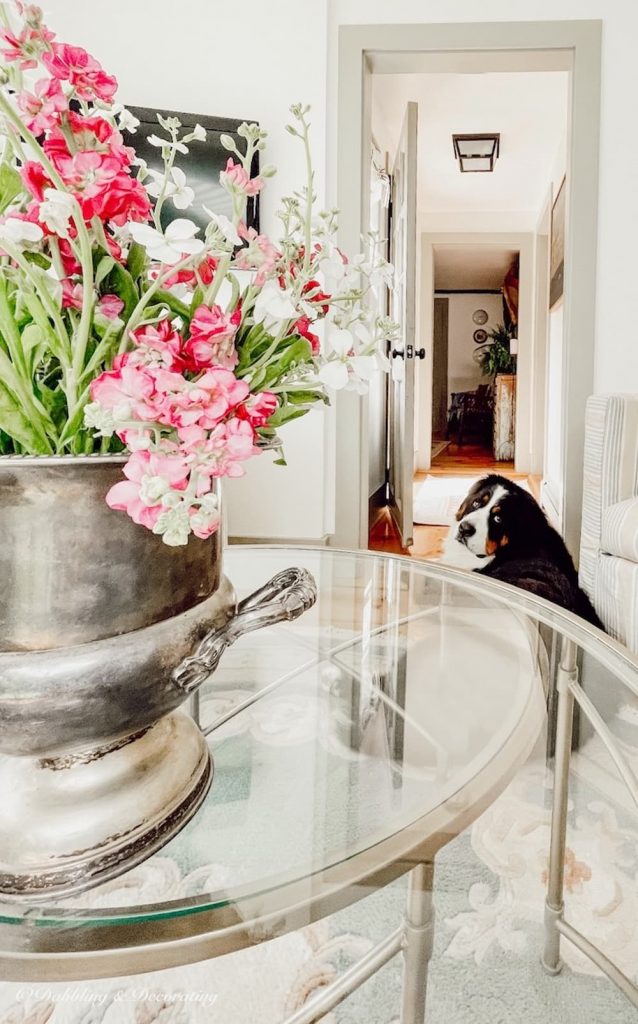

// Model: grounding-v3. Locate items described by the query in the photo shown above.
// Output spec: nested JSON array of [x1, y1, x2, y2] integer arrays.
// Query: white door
[[387, 102, 418, 548]]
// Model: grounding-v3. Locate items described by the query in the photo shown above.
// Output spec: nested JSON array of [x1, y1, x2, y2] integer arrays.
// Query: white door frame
[[334, 20, 601, 560], [417, 233, 536, 475]]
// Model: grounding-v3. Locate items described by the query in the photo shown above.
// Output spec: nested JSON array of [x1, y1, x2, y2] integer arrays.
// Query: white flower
[[0, 217, 43, 249], [203, 206, 241, 247], [191, 123, 206, 141], [148, 133, 188, 155], [190, 493, 221, 537], [139, 474, 172, 507], [39, 189, 75, 238], [113, 104, 140, 134], [152, 503, 191, 546], [129, 218, 204, 264], [253, 279, 297, 325], [317, 326, 377, 393], [84, 402, 115, 437], [146, 167, 195, 210]]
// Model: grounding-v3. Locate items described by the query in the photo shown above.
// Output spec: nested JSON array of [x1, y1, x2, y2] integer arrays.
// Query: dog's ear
[[455, 479, 485, 521]]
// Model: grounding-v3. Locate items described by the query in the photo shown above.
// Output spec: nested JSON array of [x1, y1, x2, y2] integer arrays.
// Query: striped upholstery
[[602, 497, 638, 562], [579, 395, 638, 651]]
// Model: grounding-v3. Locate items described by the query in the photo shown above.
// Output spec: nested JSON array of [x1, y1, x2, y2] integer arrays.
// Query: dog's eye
[[472, 499, 481, 509], [493, 514, 502, 524]]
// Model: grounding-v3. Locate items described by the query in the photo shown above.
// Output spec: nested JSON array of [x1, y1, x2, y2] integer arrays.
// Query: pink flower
[[97, 294, 124, 320], [183, 304, 239, 371], [125, 320, 184, 370], [90, 362, 158, 422], [293, 315, 321, 354], [43, 43, 117, 102], [61, 279, 83, 310], [180, 417, 257, 480], [234, 222, 279, 286], [45, 113, 133, 176], [162, 254, 217, 289], [220, 158, 264, 198], [237, 391, 278, 427], [0, 20, 55, 69], [106, 450, 190, 529], [89, 172, 152, 226], [205, 418, 258, 477], [17, 78, 67, 134], [166, 367, 249, 431], [21, 161, 54, 202]]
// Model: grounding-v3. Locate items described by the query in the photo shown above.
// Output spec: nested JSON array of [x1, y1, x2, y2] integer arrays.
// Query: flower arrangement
[[0, 3, 396, 545]]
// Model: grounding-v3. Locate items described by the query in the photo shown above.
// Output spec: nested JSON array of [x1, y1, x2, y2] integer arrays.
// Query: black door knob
[[391, 349, 405, 359], [415, 347, 426, 360]]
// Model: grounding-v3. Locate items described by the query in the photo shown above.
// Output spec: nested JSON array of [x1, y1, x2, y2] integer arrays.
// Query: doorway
[[335, 21, 601, 562]]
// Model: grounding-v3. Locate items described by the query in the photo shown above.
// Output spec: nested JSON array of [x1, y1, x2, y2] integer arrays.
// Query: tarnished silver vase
[[0, 456, 316, 901]]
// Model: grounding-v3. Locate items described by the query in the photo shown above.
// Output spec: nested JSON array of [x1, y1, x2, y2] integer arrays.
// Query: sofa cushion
[[601, 497, 638, 562], [596, 552, 638, 652]]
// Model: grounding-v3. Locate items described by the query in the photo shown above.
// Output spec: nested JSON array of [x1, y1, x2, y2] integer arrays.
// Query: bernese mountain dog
[[444, 474, 604, 629]]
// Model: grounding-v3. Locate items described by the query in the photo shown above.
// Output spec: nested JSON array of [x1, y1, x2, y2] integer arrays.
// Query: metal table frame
[[2, 551, 638, 1022]]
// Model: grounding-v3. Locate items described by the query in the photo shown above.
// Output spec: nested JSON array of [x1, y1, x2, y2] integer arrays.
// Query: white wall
[[437, 293, 504, 399], [330, 0, 638, 398], [29, 2, 638, 542], [44, 0, 332, 541]]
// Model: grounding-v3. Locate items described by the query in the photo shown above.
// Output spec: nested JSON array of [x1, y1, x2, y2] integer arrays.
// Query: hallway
[[370, 442, 539, 559]]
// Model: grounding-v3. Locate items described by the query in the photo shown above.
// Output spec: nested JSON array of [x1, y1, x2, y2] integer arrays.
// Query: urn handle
[[172, 567, 318, 694]]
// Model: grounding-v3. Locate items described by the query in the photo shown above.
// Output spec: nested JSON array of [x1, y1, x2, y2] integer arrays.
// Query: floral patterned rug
[[1, 739, 637, 1023]]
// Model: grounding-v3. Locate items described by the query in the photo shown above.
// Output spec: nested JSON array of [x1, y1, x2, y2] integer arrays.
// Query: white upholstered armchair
[[579, 394, 638, 652]]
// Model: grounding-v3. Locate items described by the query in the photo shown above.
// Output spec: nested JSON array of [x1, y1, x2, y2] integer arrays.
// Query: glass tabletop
[[1, 546, 637, 962]]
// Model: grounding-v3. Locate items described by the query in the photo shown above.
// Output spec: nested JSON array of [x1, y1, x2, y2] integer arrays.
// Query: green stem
[[1, 241, 72, 357], [203, 254, 230, 306], [120, 251, 204, 350]]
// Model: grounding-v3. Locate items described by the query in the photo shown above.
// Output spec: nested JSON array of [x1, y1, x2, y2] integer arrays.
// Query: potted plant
[[473, 323, 517, 460], [473, 323, 516, 380], [0, 3, 397, 898]]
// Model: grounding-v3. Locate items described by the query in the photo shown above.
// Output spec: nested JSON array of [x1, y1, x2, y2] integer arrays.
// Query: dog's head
[[454, 475, 538, 559]]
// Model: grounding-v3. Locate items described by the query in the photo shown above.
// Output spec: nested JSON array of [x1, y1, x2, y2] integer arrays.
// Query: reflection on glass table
[[0, 547, 637, 1023]]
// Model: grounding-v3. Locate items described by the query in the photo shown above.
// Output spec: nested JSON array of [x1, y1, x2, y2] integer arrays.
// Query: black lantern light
[[452, 133, 500, 173]]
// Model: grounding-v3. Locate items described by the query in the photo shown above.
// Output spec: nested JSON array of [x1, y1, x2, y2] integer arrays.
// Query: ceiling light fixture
[[452, 133, 500, 173]]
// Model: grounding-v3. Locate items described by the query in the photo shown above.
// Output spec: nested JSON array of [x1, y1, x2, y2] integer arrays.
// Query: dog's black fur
[[456, 474, 604, 629]]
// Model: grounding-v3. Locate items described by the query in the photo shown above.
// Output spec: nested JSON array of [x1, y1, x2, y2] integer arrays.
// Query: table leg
[[187, 688, 201, 729], [542, 637, 577, 975], [400, 860, 435, 1024]]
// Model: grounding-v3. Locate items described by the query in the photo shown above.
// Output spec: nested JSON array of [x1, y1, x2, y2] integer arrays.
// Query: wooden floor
[[369, 442, 540, 561]]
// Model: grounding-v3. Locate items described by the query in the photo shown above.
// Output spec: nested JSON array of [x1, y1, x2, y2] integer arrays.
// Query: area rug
[[1, 704, 636, 1024], [431, 439, 450, 460], [414, 474, 529, 527]]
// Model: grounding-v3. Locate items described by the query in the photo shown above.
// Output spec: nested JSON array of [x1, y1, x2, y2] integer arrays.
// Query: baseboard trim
[[228, 535, 331, 546]]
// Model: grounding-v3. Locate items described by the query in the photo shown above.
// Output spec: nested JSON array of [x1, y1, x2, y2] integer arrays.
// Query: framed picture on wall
[[549, 175, 566, 309]]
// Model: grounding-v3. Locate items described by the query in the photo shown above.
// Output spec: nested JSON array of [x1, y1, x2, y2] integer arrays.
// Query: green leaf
[[0, 164, 23, 216], [268, 405, 310, 428], [23, 251, 51, 270], [95, 255, 116, 288], [0, 380, 50, 454], [258, 337, 313, 390], [154, 289, 191, 321], [21, 322, 42, 354], [190, 286, 204, 315], [126, 241, 147, 283], [102, 261, 139, 319]]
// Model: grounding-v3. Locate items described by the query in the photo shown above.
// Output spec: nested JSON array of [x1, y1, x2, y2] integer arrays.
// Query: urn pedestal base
[[0, 711, 212, 903]]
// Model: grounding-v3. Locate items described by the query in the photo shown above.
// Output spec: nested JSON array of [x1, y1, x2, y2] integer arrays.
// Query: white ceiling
[[371, 71, 568, 215], [434, 246, 518, 291]]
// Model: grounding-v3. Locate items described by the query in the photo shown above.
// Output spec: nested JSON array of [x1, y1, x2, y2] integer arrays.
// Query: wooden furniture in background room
[[493, 374, 516, 461]]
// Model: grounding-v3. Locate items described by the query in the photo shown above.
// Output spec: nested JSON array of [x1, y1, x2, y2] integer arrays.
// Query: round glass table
[[1, 547, 637, 1022]]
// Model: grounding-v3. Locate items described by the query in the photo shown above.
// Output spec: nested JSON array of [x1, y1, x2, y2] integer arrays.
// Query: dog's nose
[[457, 520, 476, 540]]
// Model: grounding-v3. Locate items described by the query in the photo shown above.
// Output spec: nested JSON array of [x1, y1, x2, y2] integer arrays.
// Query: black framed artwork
[[549, 175, 566, 309], [122, 107, 260, 236]]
